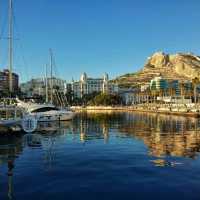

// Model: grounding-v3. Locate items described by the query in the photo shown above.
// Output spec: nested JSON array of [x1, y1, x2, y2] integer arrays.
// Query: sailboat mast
[[45, 64, 48, 103], [8, 0, 13, 94], [49, 48, 53, 104]]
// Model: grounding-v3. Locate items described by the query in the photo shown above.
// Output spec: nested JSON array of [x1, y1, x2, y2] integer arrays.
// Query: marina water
[[1, 112, 200, 200]]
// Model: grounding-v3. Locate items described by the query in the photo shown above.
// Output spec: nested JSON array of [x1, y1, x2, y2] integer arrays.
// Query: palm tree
[[192, 77, 199, 104], [179, 82, 185, 104]]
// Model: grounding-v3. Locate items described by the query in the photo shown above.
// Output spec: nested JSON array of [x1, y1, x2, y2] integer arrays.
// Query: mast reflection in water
[[1, 112, 200, 200]]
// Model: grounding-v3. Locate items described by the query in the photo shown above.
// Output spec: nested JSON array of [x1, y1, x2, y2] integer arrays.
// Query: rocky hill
[[114, 52, 200, 88]]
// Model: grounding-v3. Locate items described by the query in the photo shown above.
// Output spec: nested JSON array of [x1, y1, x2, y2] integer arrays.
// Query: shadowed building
[[0, 69, 19, 94], [20, 77, 66, 97]]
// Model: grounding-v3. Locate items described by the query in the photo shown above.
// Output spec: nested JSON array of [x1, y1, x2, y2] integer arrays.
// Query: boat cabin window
[[31, 107, 59, 113]]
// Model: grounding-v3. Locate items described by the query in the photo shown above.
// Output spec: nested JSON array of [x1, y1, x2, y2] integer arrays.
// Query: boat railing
[[0, 105, 23, 121]]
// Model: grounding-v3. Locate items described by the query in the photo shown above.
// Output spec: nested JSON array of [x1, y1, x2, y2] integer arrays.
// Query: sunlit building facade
[[72, 73, 118, 98]]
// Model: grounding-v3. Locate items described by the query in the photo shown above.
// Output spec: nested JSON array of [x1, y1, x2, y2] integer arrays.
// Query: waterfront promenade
[[71, 103, 200, 117]]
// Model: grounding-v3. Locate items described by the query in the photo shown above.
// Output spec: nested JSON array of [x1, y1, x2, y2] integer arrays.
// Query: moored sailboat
[[0, 0, 24, 131], [17, 49, 75, 122]]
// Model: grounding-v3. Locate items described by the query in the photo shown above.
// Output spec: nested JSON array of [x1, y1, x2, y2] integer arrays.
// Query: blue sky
[[0, 0, 200, 83]]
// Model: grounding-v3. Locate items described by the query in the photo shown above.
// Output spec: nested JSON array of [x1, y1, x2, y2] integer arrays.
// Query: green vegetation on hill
[[119, 72, 138, 78], [112, 71, 141, 88]]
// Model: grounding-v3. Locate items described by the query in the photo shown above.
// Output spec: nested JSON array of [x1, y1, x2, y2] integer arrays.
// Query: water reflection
[[0, 135, 23, 199], [150, 159, 183, 167], [37, 121, 72, 133], [7, 160, 14, 199], [71, 112, 200, 158], [118, 113, 200, 158], [23, 134, 42, 148], [1, 112, 200, 163], [1, 112, 200, 199], [0, 136, 23, 165], [72, 113, 112, 143]]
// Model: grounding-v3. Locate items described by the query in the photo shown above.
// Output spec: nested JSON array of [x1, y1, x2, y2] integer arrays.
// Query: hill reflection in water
[[73, 112, 200, 158]]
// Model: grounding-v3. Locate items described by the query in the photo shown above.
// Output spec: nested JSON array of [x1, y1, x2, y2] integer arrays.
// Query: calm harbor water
[[1, 112, 200, 200]]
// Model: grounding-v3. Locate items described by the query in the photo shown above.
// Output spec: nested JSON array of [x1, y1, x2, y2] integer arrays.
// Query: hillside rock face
[[146, 52, 169, 68], [115, 52, 200, 87], [171, 54, 200, 78]]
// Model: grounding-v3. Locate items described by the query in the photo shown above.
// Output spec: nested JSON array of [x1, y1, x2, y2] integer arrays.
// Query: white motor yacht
[[17, 99, 75, 122]]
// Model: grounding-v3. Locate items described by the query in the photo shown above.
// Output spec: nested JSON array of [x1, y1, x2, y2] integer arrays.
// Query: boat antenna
[[8, 0, 13, 95]]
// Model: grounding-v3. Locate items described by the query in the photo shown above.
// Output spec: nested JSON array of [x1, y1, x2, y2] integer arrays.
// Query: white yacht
[[17, 99, 75, 122], [17, 48, 76, 123]]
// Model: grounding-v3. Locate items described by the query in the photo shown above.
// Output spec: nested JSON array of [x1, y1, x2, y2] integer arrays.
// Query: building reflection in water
[[118, 113, 200, 158], [73, 112, 114, 143], [74, 112, 200, 158]]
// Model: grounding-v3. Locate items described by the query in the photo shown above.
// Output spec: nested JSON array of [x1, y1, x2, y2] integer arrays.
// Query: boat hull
[[0, 119, 21, 127], [28, 111, 75, 122]]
